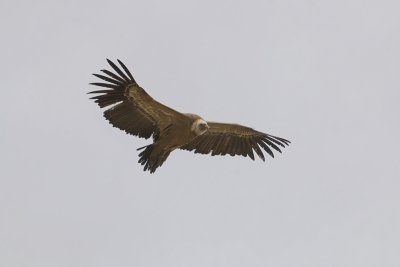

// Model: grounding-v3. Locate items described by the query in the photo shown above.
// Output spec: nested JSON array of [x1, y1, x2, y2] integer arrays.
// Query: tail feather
[[137, 145, 170, 173]]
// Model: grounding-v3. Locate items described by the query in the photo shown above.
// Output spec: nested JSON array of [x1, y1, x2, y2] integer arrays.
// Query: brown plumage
[[88, 59, 290, 173]]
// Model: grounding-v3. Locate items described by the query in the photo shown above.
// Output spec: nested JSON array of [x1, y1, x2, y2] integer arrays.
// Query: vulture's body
[[89, 59, 290, 173]]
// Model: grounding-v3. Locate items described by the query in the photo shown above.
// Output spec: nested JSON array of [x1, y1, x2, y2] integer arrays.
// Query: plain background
[[1, 0, 399, 266]]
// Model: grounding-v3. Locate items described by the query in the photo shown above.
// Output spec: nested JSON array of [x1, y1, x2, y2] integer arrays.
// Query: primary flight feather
[[88, 59, 290, 173]]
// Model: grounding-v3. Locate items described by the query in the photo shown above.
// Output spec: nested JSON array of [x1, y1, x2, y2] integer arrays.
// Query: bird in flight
[[88, 59, 290, 173]]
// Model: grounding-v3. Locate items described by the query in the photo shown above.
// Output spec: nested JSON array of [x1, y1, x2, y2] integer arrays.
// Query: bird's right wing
[[180, 122, 290, 160], [88, 59, 185, 139]]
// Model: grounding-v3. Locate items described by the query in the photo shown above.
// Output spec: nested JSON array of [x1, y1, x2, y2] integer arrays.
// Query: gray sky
[[1, 0, 399, 266]]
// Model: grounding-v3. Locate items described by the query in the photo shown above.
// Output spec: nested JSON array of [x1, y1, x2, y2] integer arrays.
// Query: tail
[[137, 145, 171, 173]]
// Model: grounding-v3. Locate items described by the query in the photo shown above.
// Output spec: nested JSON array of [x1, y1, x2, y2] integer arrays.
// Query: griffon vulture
[[88, 59, 290, 173]]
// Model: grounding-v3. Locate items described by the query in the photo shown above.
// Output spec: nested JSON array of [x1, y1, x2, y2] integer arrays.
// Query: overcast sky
[[1, 0, 399, 266]]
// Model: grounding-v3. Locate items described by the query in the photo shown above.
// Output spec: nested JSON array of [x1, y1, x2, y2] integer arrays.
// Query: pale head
[[192, 118, 209, 136]]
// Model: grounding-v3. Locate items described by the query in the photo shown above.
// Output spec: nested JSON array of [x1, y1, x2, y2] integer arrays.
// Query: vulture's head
[[192, 119, 209, 136]]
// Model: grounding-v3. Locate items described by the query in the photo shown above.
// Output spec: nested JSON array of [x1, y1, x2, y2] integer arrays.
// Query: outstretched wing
[[180, 122, 290, 160], [88, 59, 184, 139]]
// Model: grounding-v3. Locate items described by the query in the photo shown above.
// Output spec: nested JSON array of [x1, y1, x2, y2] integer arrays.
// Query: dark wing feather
[[88, 59, 184, 139], [180, 122, 290, 160]]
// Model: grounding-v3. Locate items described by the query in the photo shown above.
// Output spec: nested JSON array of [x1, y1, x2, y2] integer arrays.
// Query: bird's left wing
[[88, 59, 185, 139], [180, 122, 290, 160]]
